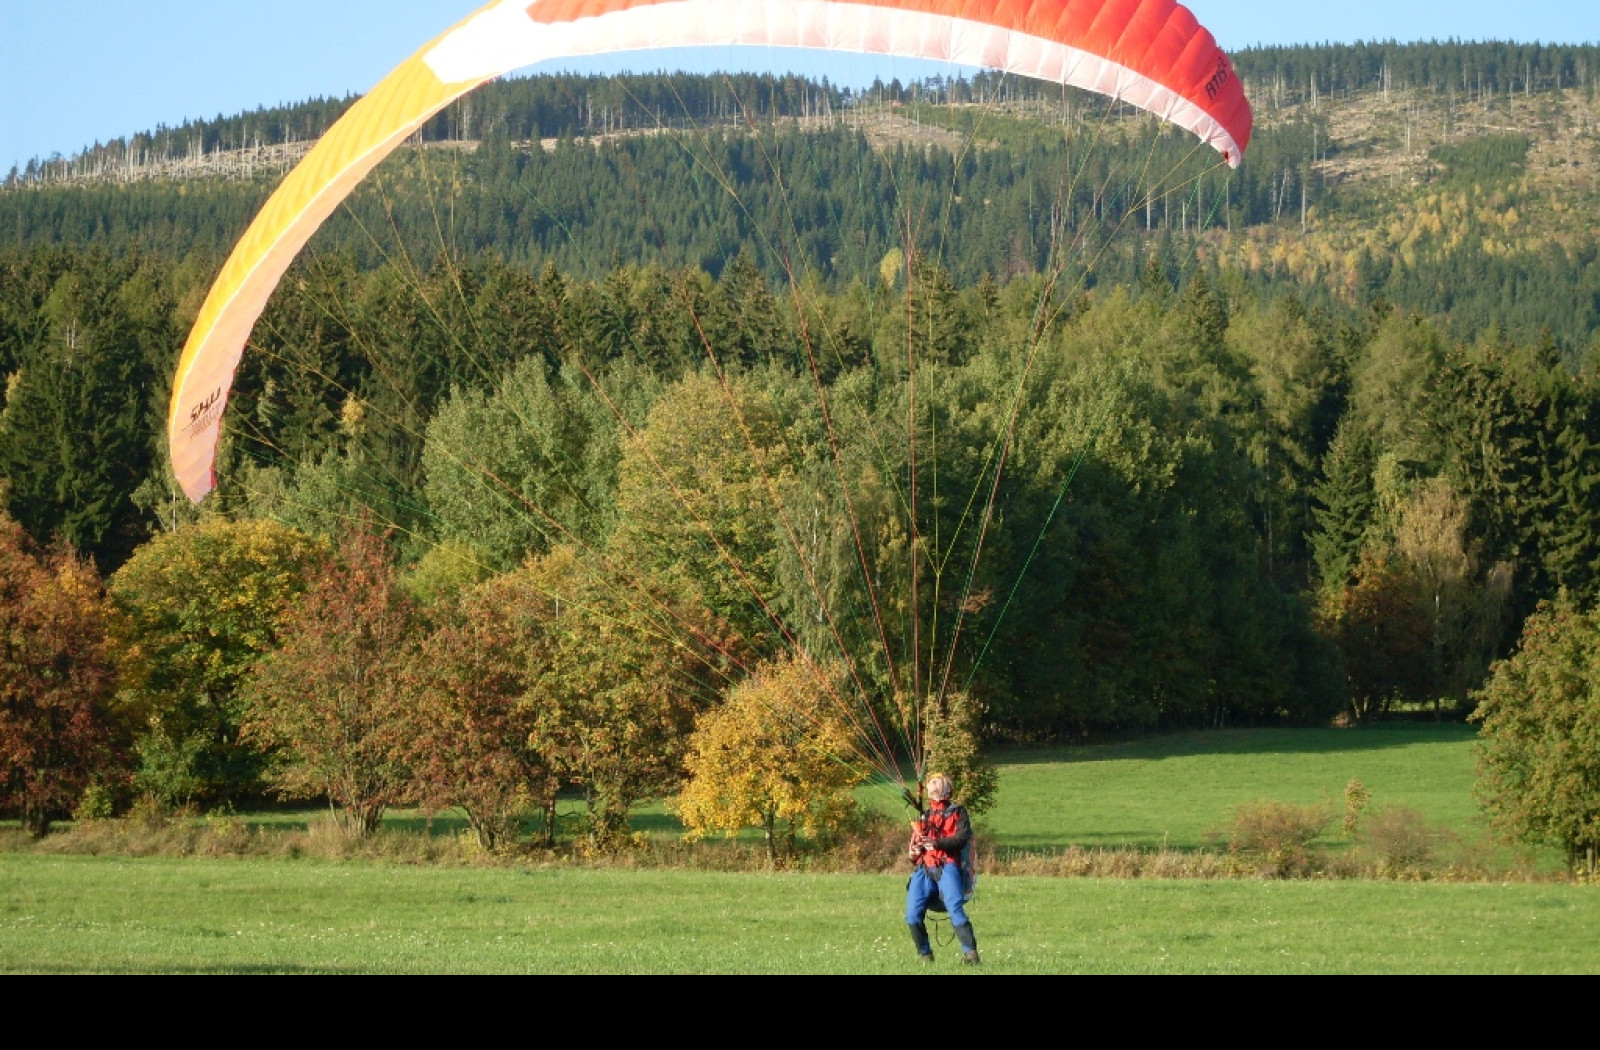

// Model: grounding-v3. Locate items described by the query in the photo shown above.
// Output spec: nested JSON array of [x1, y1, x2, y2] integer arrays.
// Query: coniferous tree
[[1311, 417, 1379, 593], [0, 260, 156, 569]]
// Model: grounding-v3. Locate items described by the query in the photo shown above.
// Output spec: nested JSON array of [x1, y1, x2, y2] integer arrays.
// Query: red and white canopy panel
[[430, 0, 1251, 163], [169, 0, 1252, 501]]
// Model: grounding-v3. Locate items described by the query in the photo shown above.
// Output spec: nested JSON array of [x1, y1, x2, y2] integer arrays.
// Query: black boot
[[954, 922, 980, 965], [908, 921, 933, 962]]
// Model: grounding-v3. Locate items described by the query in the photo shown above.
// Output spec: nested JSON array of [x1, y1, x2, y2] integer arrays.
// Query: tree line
[[3, 60, 1599, 859], [4, 236, 1600, 846], [8, 87, 1596, 356], [13, 42, 1599, 184]]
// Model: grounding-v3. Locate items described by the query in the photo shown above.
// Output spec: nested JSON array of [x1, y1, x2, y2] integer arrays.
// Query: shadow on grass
[[994, 723, 1478, 767], [630, 811, 687, 835], [381, 811, 472, 836], [232, 801, 691, 842], [17, 962, 372, 974]]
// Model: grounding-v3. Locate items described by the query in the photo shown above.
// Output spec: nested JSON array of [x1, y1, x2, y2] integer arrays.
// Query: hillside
[[3, 45, 1600, 763], [6, 51, 1599, 354]]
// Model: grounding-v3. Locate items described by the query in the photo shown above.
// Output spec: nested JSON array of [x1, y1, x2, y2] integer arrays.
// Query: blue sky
[[3, 1, 1598, 173]]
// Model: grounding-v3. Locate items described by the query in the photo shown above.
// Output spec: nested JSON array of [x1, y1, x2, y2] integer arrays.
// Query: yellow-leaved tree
[[675, 656, 864, 863]]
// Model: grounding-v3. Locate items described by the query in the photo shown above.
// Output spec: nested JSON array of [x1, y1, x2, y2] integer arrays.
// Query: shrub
[[1222, 800, 1333, 878], [825, 806, 906, 874], [921, 691, 999, 816], [1343, 777, 1372, 837], [1357, 806, 1438, 877], [72, 783, 116, 823], [675, 656, 863, 863], [131, 726, 206, 809]]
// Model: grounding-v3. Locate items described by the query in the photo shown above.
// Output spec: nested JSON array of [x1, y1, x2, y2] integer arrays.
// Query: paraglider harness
[[907, 798, 977, 914]]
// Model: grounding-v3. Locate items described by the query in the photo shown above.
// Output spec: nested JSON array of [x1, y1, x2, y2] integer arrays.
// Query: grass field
[[73, 723, 1476, 852], [4, 854, 1595, 973], [11, 724, 1592, 974], [584, 723, 1489, 855], [982, 724, 1482, 851]]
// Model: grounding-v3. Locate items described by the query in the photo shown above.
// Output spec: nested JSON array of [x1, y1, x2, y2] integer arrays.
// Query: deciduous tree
[[526, 545, 727, 848], [241, 525, 417, 835], [397, 571, 561, 851], [609, 372, 795, 658], [1318, 552, 1432, 723], [1472, 597, 1600, 873], [1392, 477, 1512, 713], [675, 656, 863, 862], [422, 354, 617, 570], [109, 518, 328, 804], [0, 516, 117, 834]]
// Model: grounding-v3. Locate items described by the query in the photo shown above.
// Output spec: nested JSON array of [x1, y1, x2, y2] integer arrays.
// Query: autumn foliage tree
[[397, 570, 561, 851], [241, 525, 417, 835], [1318, 553, 1433, 722], [1472, 597, 1600, 874], [0, 516, 117, 835], [526, 545, 728, 848], [675, 656, 864, 862], [1391, 477, 1514, 714], [108, 518, 328, 804]]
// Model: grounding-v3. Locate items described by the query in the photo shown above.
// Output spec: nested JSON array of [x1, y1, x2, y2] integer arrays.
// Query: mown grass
[[0, 723, 1508, 870], [4, 724, 1482, 846], [3, 854, 1594, 973], [586, 723, 1488, 854], [983, 724, 1481, 851], [4, 726, 1587, 973]]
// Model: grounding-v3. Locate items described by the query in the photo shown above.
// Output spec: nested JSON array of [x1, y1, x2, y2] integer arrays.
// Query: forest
[[2, 42, 1599, 834]]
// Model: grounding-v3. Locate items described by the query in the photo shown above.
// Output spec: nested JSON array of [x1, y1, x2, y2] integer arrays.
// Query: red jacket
[[913, 799, 972, 870]]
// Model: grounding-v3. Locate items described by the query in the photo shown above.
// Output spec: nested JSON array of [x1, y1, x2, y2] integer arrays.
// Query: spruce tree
[[0, 262, 154, 569], [1311, 416, 1378, 593]]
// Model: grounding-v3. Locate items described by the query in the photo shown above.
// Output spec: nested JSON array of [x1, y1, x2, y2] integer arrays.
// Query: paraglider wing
[[168, 0, 1253, 500]]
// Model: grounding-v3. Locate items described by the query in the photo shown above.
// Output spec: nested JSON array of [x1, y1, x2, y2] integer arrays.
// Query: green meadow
[[4, 855, 1595, 973], [208, 723, 1480, 850], [7, 724, 1594, 974], [983, 723, 1481, 851]]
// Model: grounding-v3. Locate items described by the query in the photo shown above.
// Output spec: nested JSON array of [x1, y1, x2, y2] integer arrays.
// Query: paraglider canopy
[[166, 0, 1252, 502]]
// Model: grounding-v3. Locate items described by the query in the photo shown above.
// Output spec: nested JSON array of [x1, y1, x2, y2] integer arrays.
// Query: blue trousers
[[906, 862, 970, 928]]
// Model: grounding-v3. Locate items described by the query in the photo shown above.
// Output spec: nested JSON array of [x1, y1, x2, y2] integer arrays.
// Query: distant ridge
[[8, 41, 1597, 186]]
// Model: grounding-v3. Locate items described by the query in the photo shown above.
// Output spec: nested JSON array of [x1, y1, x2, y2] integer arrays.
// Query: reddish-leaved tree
[[398, 572, 561, 851], [0, 516, 117, 835], [241, 525, 417, 835], [1319, 552, 1432, 722]]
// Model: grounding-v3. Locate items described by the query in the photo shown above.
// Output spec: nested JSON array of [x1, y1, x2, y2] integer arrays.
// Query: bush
[[132, 726, 206, 809], [1222, 800, 1333, 878], [1343, 777, 1372, 837], [675, 657, 863, 863], [71, 783, 116, 823], [921, 691, 999, 816], [1357, 806, 1438, 877]]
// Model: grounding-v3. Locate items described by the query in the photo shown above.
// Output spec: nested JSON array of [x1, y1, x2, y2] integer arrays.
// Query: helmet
[[925, 774, 953, 801]]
